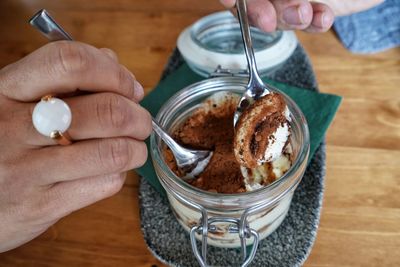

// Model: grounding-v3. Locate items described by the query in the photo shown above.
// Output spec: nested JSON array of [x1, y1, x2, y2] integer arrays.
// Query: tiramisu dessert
[[164, 91, 293, 193]]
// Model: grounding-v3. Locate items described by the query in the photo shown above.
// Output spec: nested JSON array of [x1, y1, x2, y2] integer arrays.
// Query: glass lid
[[177, 11, 298, 77], [191, 14, 282, 54]]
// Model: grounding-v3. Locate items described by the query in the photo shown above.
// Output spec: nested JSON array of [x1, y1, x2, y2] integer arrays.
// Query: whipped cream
[[234, 93, 291, 169], [242, 144, 292, 191], [257, 106, 291, 164]]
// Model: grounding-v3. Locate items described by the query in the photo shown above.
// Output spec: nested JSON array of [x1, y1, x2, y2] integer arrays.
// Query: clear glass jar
[[177, 11, 298, 77], [150, 76, 310, 265]]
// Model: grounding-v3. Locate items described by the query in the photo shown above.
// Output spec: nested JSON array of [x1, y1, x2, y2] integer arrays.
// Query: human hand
[[220, 0, 335, 33], [0, 41, 152, 252]]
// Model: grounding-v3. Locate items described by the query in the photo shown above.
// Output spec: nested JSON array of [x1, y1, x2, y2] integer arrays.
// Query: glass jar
[[177, 11, 297, 77], [150, 76, 310, 266]]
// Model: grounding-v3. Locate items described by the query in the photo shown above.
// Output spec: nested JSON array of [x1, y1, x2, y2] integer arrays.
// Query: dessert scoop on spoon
[[233, 0, 291, 167], [29, 9, 212, 180]]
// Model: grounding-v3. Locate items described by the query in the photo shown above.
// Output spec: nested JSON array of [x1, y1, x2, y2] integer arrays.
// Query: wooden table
[[0, 1, 399, 266]]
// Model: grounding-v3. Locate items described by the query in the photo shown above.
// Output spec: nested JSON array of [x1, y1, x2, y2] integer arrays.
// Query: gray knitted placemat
[[139, 45, 325, 267]]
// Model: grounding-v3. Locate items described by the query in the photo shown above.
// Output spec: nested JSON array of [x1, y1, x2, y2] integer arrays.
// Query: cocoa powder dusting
[[233, 93, 288, 168], [250, 110, 287, 160], [163, 98, 246, 194]]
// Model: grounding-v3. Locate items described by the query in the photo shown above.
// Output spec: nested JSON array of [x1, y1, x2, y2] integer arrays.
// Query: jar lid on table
[[177, 11, 298, 77]]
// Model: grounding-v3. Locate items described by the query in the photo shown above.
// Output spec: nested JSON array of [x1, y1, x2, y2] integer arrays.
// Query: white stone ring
[[32, 95, 72, 145]]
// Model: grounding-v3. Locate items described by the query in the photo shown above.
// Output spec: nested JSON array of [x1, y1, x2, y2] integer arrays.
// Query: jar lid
[[177, 11, 298, 77]]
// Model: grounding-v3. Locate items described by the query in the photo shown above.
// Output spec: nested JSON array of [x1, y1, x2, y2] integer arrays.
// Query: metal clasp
[[189, 214, 259, 267], [165, 186, 262, 267], [209, 65, 249, 78]]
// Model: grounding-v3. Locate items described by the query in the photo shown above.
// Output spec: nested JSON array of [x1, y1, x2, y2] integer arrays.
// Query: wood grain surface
[[0, 0, 399, 266]]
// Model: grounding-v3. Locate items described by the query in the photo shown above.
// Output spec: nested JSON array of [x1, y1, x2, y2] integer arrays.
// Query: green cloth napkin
[[137, 63, 342, 195]]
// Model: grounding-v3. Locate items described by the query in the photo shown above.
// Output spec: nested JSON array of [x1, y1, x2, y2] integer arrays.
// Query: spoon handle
[[29, 9, 73, 41], [29, 9, 190, 158], [236, 0, 264, 89], [151, 119, 191, 158]]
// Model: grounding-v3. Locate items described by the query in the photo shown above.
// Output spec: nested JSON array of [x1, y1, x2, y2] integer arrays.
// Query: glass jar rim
[[177, 11, 298, 78], [190, 11, 282, 55], [150, 76, 310, 210]]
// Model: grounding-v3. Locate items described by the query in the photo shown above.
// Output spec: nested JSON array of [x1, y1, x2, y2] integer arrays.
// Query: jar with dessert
[[150, 9, 310, 267]]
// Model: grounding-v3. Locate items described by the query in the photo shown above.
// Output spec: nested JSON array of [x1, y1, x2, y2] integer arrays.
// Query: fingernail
[[101, 48, 118, 61], [133, 80, 144, 100], [219, 0, 235, 8], [322, 13, 332, 28], [283, 6, 305, 25]]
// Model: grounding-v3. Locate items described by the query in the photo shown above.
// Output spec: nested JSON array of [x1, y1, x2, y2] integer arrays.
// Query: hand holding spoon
[[29, 9, 212, 179]]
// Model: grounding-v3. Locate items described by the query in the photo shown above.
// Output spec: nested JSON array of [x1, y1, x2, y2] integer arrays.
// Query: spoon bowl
[[151, 120, 213, 179]]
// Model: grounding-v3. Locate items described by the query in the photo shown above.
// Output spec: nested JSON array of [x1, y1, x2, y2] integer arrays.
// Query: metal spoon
[[29, 9, 212, 179], [234, 0, 273, 126]]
